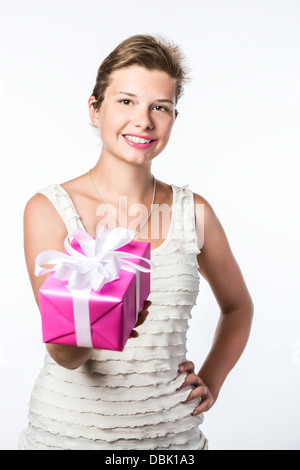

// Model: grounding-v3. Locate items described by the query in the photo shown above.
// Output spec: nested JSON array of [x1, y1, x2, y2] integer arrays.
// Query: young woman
[[19, 35, 253, 450]]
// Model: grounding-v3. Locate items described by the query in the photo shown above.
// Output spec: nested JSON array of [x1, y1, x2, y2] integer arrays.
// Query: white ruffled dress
[[19, 183, 208, 450]]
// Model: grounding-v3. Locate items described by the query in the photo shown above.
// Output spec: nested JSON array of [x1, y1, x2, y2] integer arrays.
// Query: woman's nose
[[133, 106, 154, 130]]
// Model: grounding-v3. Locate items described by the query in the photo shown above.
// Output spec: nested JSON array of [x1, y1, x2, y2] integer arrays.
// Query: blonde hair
[[91, 34, 189, 110]]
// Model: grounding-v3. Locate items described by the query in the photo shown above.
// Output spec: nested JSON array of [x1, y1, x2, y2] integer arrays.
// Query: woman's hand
[[130, 300, 151, 338], [178, 360, 215, 415]]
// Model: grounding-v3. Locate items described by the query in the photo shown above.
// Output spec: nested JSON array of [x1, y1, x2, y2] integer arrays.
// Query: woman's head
[[91, 34, 189, 111]]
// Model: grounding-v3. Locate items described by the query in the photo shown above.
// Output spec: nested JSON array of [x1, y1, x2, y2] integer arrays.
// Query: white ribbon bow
[[35, 225, 154, 291]]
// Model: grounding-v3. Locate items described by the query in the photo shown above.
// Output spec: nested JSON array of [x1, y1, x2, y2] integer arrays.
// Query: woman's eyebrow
[[114, 91, 174, 104], [156, 98, 174, 105], [114, 91, 137, 97]]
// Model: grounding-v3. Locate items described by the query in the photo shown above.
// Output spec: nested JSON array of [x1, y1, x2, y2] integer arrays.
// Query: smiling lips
[[123, 134, 157, 149]]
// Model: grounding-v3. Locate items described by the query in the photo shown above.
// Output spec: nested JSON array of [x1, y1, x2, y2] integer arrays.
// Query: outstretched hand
[[178, 360, 215, 415], [130, 300, 152, 338]]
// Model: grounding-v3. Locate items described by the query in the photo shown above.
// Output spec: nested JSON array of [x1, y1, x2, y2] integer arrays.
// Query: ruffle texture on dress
[[19, 184, 208, 450]]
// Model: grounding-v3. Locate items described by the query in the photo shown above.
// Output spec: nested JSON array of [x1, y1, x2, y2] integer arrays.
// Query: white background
[[0, 0, 299, 450]]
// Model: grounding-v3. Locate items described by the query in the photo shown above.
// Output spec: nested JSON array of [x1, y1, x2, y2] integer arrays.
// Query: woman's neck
[[90, 150, 154, 205]]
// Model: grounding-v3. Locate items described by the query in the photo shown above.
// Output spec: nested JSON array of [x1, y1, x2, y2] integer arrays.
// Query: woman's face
[[90, 65, 178, 165]]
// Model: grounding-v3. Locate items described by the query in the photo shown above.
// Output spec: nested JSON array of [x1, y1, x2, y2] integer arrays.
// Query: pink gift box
[[38, 240, 151, 351]]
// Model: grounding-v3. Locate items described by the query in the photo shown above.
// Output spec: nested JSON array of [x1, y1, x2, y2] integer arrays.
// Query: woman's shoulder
[[24, 190, 67, 237], [193, 191, 222, 230], [159, 181, 216, 221], [60, 172, 90, 195], [170, 183, 211, 207], [24, 189, 57, 217], [24, 180, 75, 236], [193, 192, 214, 214], [25, 172, 88, 213]]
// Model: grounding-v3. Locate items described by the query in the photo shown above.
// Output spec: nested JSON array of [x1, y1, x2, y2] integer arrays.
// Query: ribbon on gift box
[[35, 225, 154, 348]]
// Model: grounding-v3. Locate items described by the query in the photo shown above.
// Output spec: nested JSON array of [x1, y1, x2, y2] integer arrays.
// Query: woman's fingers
[[178, 361, 195, 374], [130, 300, 151, 338], [129, 330, 139, 338], [135, 300, 151, 327], [177, 372, 201, 390], [191, 394, 214, 415], [177, 361, 197, 390], [177, 360, 215, 415], [182, 384, 208, 403], [181, 377, 214, 415]]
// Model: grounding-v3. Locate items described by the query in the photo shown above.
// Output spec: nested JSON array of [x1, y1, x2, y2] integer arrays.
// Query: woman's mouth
[[122, 134, 157, 149]]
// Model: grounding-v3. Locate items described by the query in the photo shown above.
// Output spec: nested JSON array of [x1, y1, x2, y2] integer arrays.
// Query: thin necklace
[[89, 169, 156, 237]]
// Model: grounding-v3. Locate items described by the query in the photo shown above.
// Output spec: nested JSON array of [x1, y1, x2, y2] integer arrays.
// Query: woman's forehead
[[106, 65, 176, 100]]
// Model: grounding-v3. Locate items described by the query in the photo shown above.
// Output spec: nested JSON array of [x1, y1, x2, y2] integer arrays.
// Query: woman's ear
[[88, 96, 99, 127]]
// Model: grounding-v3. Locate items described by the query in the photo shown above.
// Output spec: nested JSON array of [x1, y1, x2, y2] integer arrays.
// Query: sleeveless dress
[[19, 183, 208, 450]]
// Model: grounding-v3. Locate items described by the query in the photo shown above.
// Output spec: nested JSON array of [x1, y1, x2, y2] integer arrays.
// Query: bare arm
[[24, 193, 94, 369], [24, 193, 150, 370], [179, 194, 254, 413]]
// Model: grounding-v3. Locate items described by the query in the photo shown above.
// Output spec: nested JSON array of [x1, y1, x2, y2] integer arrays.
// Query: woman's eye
[[120, 99, 132, 106], [153, 105, 169, 112]]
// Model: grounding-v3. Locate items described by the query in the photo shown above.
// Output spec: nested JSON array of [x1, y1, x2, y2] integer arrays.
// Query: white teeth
[[125, 135, 152, 144]]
